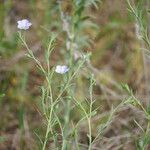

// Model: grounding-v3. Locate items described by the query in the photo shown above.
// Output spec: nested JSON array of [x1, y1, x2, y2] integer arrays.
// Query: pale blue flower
[[17, 19, 32, 30], [55, 65, 69, 74]]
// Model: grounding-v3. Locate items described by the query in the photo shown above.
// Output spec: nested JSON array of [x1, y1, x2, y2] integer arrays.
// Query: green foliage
[[122, 83, 150, 150], [127, 0, 150, 49], [121, 83, 132, 94]]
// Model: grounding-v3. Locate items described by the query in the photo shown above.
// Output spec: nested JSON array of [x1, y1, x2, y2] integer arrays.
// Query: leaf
[[134, 119, 144, 132], [143, 134, 150, 146], [136, 138, 144, 150], [124, 98, 137, 106], [121, 83, 132, 94], [147, 103, 150, 115], [81, 16, 90, 21]]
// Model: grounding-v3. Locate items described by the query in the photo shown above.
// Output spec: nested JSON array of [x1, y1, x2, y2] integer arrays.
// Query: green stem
[[42, 104, 54, 150]]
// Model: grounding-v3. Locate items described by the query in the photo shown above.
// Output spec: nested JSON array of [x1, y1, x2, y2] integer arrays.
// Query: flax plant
[[122, 84, 150, 150], [18, 30, 91, 149], [17, 0, 128, 150], [126, 1, 150, 149], [127, 0, 150, 101]]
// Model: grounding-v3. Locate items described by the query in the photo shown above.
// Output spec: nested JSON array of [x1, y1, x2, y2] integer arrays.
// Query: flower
[[17, 19, 32, 30], [55, 65, 69, 74]]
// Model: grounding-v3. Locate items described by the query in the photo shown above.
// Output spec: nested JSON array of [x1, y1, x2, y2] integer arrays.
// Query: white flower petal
[[55, 65, 69, 74], [17, 19, 32, 30]]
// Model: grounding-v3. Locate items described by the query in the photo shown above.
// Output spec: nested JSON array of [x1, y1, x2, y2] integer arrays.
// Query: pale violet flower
[[17, 19, 32, 30], [55, 65, 69, 74]]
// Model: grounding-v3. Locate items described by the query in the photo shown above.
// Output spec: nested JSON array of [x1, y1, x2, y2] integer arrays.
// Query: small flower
[[55, 65, 69, 74], [17, 19, 32, 30]]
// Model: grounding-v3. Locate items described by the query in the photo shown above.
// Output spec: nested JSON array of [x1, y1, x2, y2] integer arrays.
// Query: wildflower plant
[[18, 31, 92, 149], [17, 1, 127, 150], [127, 0, 150, 99], [122, 83, 150, 150], [124, 1, 150, 149]]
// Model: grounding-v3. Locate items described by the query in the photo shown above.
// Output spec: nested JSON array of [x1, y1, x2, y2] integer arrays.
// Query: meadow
[[0, 0, 150, 150]]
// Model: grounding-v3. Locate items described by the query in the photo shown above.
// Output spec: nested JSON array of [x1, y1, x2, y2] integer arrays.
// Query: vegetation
[[0, 0, 150, 149]]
